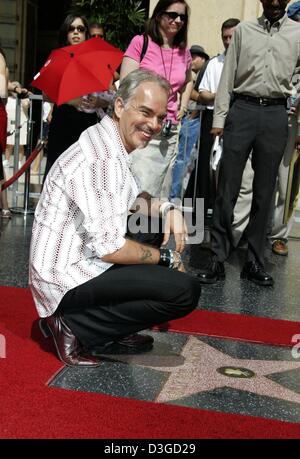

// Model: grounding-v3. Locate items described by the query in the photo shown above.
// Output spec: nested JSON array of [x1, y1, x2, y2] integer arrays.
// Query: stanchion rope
[[1, 141, 45, 191]]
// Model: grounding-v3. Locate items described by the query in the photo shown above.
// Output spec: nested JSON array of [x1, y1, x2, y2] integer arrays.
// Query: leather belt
[[234, 93, 287, 107]]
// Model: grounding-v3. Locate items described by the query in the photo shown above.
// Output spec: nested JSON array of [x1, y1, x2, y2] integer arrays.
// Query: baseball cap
[[189, 45, 209, 61]]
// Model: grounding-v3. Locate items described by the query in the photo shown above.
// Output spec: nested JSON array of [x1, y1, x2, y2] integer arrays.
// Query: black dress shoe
[[197, 259, 225, 284], [240, 261, 274, 286], [39, 314, 100, 367], [88, 333, 154, 356]]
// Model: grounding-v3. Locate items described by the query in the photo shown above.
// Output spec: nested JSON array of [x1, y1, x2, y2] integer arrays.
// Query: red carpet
[[160, 310, 300, 347], [0, 285, 300, 439]]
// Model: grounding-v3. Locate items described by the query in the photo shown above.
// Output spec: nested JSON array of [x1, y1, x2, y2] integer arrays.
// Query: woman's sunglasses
[[68, 25, 86, 33], [161, 12, 188, 22]]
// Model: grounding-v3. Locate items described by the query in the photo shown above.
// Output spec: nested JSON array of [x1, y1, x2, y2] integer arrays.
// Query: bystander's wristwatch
[[159, 201, 176, 219]]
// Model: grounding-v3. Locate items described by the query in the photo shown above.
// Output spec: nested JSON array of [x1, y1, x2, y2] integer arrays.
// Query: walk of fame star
[[110, 335, 300, 405]]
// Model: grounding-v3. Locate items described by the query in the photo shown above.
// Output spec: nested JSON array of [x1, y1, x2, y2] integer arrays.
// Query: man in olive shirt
[[198, 0, 300, 286]]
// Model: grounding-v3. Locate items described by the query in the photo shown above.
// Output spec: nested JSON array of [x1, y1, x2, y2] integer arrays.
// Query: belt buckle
[[259, 97, 268, 106]]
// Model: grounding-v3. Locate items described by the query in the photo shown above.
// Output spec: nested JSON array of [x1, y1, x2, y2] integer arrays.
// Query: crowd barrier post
[[10, 94, 43, 215], [11, 96, 22, 208]]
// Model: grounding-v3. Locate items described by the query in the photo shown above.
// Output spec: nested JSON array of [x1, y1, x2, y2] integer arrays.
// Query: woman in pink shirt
[[120, 0, 193, 198]]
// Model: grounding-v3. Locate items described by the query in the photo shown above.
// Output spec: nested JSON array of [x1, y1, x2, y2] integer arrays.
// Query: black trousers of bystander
[[211, 99, 288, 267]]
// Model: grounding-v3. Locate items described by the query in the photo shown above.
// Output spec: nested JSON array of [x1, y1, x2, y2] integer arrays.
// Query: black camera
[[162, 119, 172, 137], [17, 91, 29, 99]]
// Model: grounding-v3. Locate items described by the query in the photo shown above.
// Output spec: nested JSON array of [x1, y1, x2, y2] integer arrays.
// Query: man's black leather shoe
[[197, 259, 225, 284], [88, 333, 154, 356], [39, 314, 101, 367], [240, 261, 274, 286]]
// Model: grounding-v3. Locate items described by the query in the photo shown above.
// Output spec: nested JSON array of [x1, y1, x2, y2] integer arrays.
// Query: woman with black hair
[[120, 0, 193, 198], [43, 14, 109, 181]]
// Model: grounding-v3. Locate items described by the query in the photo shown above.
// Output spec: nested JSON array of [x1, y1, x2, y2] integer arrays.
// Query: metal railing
[[10, 94, 44, 215]]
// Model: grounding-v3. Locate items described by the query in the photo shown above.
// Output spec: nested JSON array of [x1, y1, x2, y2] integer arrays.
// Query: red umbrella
[[31, 37, 123, 105]]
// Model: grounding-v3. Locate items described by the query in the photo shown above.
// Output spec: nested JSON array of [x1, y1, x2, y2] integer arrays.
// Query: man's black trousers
[[58, 230, 201, 348]]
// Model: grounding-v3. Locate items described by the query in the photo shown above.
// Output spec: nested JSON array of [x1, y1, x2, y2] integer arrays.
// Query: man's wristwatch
[[158, 248, 182, 269]]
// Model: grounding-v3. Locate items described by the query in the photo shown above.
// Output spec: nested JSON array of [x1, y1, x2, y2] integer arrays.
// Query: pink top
[[124, 35, 191, 124]]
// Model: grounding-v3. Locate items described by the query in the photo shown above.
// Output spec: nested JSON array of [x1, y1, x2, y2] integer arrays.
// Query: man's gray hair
[[115, 69, 170, 107]]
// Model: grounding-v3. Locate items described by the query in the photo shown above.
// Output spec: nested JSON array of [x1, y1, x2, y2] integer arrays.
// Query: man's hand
[[161, 208, 188, 253], [80, 95, 109, 111], [14, 85, 30, 99], [211, 127, 223, 138], [177, 261, 186, 273], [289, 106, 297, 115]]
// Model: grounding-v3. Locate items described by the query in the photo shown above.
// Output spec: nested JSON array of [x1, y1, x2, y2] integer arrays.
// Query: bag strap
[[194, 59, 209, 90], [140, 34, 149, 62]]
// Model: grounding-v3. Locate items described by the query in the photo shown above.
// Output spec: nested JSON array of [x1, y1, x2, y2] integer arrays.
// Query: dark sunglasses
[[68, 25, 86, 33], [91, 33, 104, 38], [162, 11, 188, 22]]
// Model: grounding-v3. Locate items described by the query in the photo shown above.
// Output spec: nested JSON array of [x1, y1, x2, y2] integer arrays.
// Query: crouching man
[[29, 69, 201, 366]]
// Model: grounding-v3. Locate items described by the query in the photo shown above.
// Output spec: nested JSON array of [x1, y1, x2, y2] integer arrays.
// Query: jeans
[[169, 114, 201, 200]]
